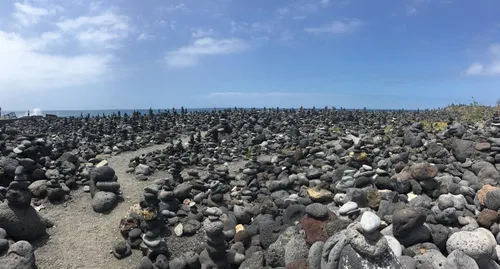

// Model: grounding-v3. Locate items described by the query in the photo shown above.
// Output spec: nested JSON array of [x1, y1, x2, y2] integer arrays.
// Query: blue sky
[[1, 0, 500, 110]]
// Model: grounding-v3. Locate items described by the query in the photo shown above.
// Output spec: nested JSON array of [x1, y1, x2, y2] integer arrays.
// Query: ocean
[[1, 107, 412, 118], [1, 108, 225, 118]]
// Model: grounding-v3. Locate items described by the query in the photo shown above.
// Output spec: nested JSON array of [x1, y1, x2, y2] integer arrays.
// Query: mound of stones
[[107, 110, 500, 269], [0, 166, 47, 269]]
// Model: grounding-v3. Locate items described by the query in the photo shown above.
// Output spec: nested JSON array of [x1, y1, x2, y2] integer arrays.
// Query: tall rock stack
[[241, 155, 261, 202], [0, 166, 46, 241], [200, 207, 227, 269], [168, 157, 184, 184], [89, 166, 120, 213], [6, 166, 31, 208], [491, 111, 500, 128]]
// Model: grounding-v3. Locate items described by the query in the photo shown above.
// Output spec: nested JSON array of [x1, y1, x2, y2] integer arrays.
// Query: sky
[[1, 0, 500, 110]]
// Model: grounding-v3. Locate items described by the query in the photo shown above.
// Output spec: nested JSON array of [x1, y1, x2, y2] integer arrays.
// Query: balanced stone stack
[[159, 190, 180, 219], [340, 212, 402, 269], [46, 179, 66, 202], [140, 230, 168, 260], [0, 166, 46, 241], [199, 207, 227, 269], [6, 166, 31, 208], [168, 157, 184, 184], [490, 111, 500, 128], [142, 184, 160, 208], [89, 166, 120, 213]]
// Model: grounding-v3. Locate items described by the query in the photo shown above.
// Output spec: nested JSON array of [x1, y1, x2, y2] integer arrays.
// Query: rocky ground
[[1, 107, 500, 269]]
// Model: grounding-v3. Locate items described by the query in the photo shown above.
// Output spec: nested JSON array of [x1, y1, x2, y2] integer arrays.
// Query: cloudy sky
[[1, 0, 499, 110]]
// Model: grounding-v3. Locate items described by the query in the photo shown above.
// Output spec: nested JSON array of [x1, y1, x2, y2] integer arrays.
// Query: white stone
[[385, 235, 402, 257], [360, 211, 381, 233], [362, 164, 373, 171], [174, 223, 183, 237]]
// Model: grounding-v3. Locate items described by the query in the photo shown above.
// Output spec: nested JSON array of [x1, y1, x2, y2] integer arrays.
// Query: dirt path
[[34, 144, 173, 269]]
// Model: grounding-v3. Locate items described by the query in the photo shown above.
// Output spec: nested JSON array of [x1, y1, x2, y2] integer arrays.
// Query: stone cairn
[[7, 166, 32, 208], [0, 167, 45, 268], [241, 147, 261, 202], [169, 156, 184, 184], [88, 165, 121, 213], [199, 207, 227, 269]]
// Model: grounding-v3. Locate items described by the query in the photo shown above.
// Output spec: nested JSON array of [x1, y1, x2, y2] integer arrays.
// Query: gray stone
[[0, 203, 46, 240], [414, 249, 446, 269], [443, 250, 479, 269], [0, 240, 35, 269], [169, 257, 187, 269], [173, 183, 192, 200], [321, 231, 347, 269], [0, 157, 19, 178], [227, 251, 245, 265], [283, 204, 306, 225], [392, 208, 425, 237], [472, 161, 500, 185], [346, 223, 388, 258], [135, 164, 151, 176], [284, 234, 309, 266], [398, 256, 417, 269], [91, 191, 118, 213], [28, 180, 48, 198], [308, 241, 324, 269], [452, 139, 475, 163], [339, 201, 358, 215], [137, 257, 155, 269], [305, 203, 329, 219], [112, 240, 131, 259], [240, 251, 264, 269], [234, 205, 252, 224], [438, 194, 466, 210], [396, 225, 431, 247], [485, 189, 500, 211], [265, 226, 295, 267], [338, 244, 403, 269], [260, 220, 282, 250], [446, 228, 496, 265], [95, 181, 120, 193]]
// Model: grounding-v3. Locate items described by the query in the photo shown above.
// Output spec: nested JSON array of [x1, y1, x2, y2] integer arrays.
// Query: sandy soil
[[33, 140, 248, 269], [33, 144, 172, 269]]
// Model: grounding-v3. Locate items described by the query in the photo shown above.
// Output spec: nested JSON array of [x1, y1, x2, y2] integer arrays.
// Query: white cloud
[[305, 19, 362, 34], [13, 2, 61, 26], [192, 28, 214, 38], [137, 33, 154, 41], [466, 63, 484, 75], [231, 21, 274, 34], [321, 0, 330, 4], [407, 7, 418, 14], [276, 7, 289, 15], [56, 11, 131, 48], [466, 43, 500, 76], [490, 43, 500, 58], [165, 38, 248, 68], [157, 4, 187, 13], [89, 1, 102, 12], [0, 31, 113, 92]]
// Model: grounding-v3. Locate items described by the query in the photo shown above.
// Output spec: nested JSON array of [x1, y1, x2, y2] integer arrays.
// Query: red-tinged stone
[[301, 212, 337, 245]]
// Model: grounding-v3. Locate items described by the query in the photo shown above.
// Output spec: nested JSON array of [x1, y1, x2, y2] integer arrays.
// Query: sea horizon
[[0, 107, 428, 118]]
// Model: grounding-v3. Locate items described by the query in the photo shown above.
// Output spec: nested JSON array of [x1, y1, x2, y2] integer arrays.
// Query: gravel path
[[34, 143, 173, 269]]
